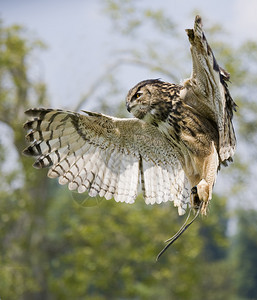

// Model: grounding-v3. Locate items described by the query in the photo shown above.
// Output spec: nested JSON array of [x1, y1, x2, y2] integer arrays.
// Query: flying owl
[[23, 16, 236, 220]]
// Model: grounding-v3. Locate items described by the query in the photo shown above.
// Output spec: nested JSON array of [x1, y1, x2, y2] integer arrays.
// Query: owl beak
[[126, 102, 131, 113]]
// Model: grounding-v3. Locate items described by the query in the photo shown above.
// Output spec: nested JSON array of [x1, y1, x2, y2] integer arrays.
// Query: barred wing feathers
[[184, 15, 236, 164], [23, 108, 190, 215]]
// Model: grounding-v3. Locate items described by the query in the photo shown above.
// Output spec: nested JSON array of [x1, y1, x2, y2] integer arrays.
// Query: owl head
[[126, 79, 175, 122]]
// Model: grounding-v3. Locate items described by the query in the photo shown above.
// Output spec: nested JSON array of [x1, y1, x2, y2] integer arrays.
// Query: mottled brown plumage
[[23, 16, 236, 217]]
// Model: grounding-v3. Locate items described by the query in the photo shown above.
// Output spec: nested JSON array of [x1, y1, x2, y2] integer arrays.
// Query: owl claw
[[191, 179, 210, 215], [191, 186, 201, 209]]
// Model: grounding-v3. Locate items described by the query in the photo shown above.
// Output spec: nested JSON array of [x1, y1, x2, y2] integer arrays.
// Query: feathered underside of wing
[[140, 159, 190, 215], [184, 15, 236, 164], [23, 108, 190, 215]]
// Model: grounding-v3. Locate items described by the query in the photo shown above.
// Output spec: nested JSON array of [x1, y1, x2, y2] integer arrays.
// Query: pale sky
[[1, 0, 257, 108]]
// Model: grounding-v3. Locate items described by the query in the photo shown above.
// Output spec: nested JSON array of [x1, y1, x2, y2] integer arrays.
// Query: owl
[[23, 16, 236, 220]]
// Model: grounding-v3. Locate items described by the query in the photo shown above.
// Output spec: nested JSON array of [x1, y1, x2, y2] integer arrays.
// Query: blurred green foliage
[[1, 2, 257, 299]]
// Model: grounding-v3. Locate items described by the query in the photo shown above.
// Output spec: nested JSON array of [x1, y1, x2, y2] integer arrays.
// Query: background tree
[[231, 209, 257, 299], [0, 20, 50, 299]]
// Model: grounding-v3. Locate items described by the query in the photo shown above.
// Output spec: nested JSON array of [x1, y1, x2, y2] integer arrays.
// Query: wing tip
[[23, 145, 40, 157], [24, 107, 49, 116], [195, 15, 202, 26]]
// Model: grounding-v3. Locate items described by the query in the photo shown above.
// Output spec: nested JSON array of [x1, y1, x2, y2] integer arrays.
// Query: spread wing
[[183, 15, 236, 164], [23, 108, 190, 215]]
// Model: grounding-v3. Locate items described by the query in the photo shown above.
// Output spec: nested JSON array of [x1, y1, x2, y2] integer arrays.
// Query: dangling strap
[[156, 202, 202, 261]]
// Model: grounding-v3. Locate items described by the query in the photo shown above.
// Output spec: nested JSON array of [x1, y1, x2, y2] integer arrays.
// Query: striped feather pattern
[[23, 108, 190, 215]]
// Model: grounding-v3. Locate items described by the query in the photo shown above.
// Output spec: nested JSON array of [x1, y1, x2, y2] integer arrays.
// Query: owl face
[[126, 79, 163, 120], [126, 79, 178, 124]]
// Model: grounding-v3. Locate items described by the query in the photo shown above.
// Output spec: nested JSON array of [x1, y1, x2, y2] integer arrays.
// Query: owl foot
[[191, 179, 209, 215]]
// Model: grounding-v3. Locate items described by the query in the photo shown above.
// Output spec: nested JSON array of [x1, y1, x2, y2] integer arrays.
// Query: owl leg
[[197, 179, 210, 214], [191, 142, 218, 215], [191, 179, 210, 215]]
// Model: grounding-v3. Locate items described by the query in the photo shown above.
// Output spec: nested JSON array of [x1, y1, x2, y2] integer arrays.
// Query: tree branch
[[73, 57, 179, 111]]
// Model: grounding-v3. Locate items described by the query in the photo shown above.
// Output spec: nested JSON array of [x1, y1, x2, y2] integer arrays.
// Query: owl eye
[[134, 92, 142, 99]]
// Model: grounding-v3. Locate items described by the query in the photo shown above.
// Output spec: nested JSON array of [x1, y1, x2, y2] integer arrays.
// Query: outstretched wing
[[183, 15, 236, 164], [23, 108, 190, 215]]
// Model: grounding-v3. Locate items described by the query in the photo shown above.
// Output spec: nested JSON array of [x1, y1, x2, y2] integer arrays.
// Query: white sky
[[1, 0, 257, 108]]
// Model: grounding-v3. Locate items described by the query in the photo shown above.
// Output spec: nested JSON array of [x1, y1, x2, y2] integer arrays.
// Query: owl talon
[[191, 179, 210, 215], [191, 186, 200, 207]]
